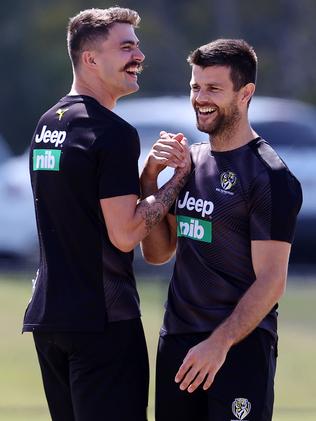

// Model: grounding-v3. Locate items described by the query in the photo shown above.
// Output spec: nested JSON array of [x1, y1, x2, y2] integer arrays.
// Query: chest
[[175, 152, 249, 242]]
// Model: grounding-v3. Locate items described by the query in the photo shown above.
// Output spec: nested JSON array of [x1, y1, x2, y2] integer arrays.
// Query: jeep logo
[[35, 125, 66, 147], [177, 191, 214, 217]]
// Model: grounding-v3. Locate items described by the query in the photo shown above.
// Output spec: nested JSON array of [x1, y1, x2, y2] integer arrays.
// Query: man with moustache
[[141, 39, 302, 420], [22, 7, 190, 421]]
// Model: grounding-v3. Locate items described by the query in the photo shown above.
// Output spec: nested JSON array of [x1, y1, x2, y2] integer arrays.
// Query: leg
[[207, 328, 277, 421], [33, 332, 76, 421], [155, 333, 208, 421], [69, 318, 149, 421]]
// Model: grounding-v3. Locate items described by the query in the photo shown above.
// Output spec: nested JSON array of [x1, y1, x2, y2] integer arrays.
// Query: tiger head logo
[[220, 171, 237, 191], [232, 398, 251, 420]]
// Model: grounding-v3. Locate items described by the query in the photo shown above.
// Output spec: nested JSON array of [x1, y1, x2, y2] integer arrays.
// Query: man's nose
[[195, 90, 209, 103], [134, 47, 145, 62]]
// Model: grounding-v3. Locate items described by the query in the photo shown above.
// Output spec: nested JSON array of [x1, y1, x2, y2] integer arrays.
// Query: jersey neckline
[[207, 136, 262, 156]]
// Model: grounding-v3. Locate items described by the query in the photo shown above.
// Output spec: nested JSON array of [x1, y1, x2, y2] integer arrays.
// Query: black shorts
[[33, 318, 149, 421], [156, 328, 277, 421]]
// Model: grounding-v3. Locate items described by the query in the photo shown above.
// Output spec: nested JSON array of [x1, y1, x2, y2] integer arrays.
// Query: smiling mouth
[[124, 64, 143, 77], [197, 106, 217, 115]]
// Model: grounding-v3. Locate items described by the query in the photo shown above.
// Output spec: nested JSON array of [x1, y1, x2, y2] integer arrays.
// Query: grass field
[[0, 272, 315, 421]]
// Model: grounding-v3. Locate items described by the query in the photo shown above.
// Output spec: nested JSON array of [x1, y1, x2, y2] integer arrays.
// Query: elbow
[[115, 243, 135, 253], [277, 277, 287, 299], [276, 271, 288, 298], [108, 233, 137, 253], [141, 248, 174, 265], [143, 255, 164, 265], [269, 275, 287, 304]]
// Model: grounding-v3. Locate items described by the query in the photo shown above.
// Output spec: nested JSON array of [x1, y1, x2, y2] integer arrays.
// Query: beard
[[195, 100, 241, 138]]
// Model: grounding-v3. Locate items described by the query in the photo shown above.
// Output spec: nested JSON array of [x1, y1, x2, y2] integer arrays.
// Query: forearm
[[211, 273, 286, 348], [135, 168, 183, 238], [174, 241, 290, 393], [174, 274, 286, 393], [139, 171, 176, 263], [113, 168, 186, 253], [102, 133, 190, 252]]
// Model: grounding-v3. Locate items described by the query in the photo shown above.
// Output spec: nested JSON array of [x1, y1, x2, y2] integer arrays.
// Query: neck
[[210, 118, 258, 152], [69, 72, 117, 110]]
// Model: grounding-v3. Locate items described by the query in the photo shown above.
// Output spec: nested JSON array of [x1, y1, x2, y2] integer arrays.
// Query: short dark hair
[[187, 39, 257, 90], [67, 7, 141, 67]]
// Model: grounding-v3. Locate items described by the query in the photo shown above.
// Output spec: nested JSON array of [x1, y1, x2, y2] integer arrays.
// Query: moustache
[[123, 61, 144, 74]]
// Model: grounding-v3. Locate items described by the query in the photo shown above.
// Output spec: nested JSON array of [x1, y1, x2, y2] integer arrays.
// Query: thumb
[[173, 132, 185, 142], [180, 136, 188, 146]]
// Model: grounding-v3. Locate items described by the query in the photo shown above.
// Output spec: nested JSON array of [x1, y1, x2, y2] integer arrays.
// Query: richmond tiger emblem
[[231, 398, 251, 420], [220, 171, 237, 191]]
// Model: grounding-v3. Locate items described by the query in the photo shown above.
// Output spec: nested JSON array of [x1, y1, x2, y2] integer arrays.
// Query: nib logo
[[177, 216, 212, 243], [33, 149, 61, 171]]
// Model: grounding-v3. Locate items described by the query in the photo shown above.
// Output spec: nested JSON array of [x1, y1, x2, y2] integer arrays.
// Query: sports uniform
[[23, 95, 149, 421], [156, 138, 302, 421]]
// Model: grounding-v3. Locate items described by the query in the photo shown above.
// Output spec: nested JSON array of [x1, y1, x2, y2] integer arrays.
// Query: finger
[[153, 154, 183, 169], [179, 138, 190, 150], [178, 367, 199, 391], [151, 152, 180, 169], [159, 131, 177, 139], [154, 141, 183, 153], [153, 147, 186, 168], [175, 357, 193, 383], [156, 137, 185, 149], [202, 371, 215, 391], [187, 370, 208, 393], [154, 144, 185, 161], [149, 155, 169, 165], [160, 130, 169, 139], [172, 133, 184, 142]]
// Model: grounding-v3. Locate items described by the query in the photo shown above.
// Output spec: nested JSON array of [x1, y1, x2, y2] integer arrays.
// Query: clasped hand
[[144, 131, 191, 178]]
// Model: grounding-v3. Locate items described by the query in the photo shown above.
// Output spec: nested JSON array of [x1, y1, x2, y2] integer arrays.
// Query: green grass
[[0, 272, 315, 420]]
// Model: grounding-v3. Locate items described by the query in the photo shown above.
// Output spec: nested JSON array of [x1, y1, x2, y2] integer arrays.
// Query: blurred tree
[[1, 0, 316, 153]]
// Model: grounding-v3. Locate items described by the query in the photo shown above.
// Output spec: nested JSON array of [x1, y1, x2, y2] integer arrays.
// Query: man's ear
[[240, 83, 255, 105], [81, 50, 97, 68]]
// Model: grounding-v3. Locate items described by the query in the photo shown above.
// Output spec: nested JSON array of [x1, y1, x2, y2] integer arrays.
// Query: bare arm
[[175, 240, 291, 393], [140, 132, 186, 263], [101, 134, 189, 252], [140, 171, 177, 264]]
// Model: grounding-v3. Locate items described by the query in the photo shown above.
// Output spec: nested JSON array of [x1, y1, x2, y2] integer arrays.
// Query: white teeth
[[126, 67, 139, 73], [198, 107, 216, 113]]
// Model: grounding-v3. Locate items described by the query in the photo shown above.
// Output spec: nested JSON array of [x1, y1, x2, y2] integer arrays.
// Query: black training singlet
[[162, 138, 302, 338], [23, 95, 141, 332]]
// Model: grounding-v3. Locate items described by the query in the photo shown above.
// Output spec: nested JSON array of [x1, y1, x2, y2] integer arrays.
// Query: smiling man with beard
[[22, 7, 191, 421], [141, 39, 302, 421]]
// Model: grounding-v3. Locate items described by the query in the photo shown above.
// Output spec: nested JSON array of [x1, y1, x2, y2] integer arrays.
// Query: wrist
[[141, 155, 166, 180], [140, 167, 159, 185], [208, 324, 235, 351]]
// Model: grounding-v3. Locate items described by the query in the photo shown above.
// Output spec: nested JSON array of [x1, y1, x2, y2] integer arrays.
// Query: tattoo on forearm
[[139, 171, 188, 234]]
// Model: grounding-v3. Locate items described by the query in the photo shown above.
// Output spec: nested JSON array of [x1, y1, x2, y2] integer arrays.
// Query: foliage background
[[1, 0, 316, 153]]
